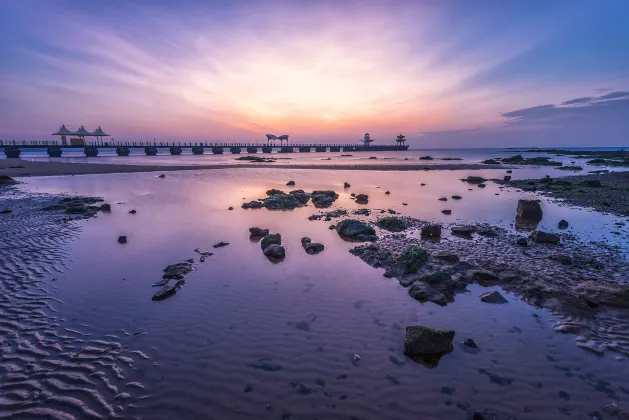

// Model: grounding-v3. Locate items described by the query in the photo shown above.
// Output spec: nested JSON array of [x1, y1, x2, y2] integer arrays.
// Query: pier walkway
[[1, 140, 408, 158]]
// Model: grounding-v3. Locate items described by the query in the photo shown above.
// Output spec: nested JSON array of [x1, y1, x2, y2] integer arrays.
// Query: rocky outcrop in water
[[336, 219, 377, 241], [301, 237, 324, 254], [480, 290, 508, 304], [311, 190, 339, 208], [41, 196, 109, 218], [355, 194, 369, 203], [163, 262, 193, 280], [242, 200, 263, 209], [517, 199, 543, 221], [376, 216, 408, 232], [261, 233, 282, 250]]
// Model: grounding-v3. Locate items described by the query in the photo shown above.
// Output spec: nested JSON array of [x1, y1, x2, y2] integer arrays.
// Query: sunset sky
[[1, 0, 628, 147]]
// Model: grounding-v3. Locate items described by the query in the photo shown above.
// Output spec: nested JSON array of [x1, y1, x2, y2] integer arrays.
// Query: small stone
[[404, 326, 455, 356], [301, 237, 324, 254], [128, 209, 137, 214], [158, 174, 165, 178], [530, 230, 560, 244], [228, 206, 233, 210], [286, 180, 295, 186], [558, 219, 569, 229], [100, 203, 111, 211], [478, 183, 486, 188], [355, 194, 369, 203], [451, 226, 474, 235], [213, 241, 229, 248], [516, 238, 528, 246], [385, 191, 390, 195], [462, 338, 478, 348], [451, 195, 462, 200], [441, 209, 452, 215], [503, 175, 511, 181], [152, 285, 176, 301], [480, 290, 508, 304], [344, 182, 350, 188], [117, 236, 127, 244], [438, 197, 448, 201]]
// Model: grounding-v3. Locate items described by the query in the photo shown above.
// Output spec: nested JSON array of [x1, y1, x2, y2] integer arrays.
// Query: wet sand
[[0, 159, 504, 177], [2, 168, 629, 419]]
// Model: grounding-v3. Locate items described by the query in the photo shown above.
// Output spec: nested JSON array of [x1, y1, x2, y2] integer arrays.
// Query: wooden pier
[[1, 140, 409, 158]]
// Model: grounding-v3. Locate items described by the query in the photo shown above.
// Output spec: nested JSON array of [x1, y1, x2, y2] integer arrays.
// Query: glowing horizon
[[0, 1, 628, 147]]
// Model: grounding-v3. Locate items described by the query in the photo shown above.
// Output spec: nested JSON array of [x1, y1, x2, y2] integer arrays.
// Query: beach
[[1, 150, 629, 420]]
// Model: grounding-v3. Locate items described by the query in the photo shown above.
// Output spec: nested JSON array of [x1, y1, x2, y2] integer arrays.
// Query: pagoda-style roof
[[52, 124, 75, 136], [92, 126, 110, 136], [74, 125, 92, 136]]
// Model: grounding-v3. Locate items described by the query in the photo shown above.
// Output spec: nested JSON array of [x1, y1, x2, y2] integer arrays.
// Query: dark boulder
[[163, 262, 193, 280], [288, 190, 311, 205], [263, 244, 285, 259], [462, 338, 478, 348], [420, 224, 441, 237], [152, 285, 177, 301], [404, 326, 455, 357], [516, 199, 543, 221], [266, 188, 284, 196], [286, 180, 295, 186], [301, 237, 324, 254], [213, 241, 229, 248], [264, 193, 301, 209], [117, 235, 127, 244], [451, 195, 462, 200], [336, 219, 376, 241], [260, 233, 282, 250], [249, 227, 269, 237], [343, 182, 350, 188], [558, 219, 569, 229], [441, 209, 452, 215], [311, 190, 338, 208], [355, 193, 369, 203], [451, 226, 475, 235]]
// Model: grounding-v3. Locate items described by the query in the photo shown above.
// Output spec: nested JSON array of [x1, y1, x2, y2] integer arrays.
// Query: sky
[[0, 0, 628, 147]]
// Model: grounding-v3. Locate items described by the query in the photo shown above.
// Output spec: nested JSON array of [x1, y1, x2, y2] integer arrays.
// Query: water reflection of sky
[[13, 169, 629, 419]]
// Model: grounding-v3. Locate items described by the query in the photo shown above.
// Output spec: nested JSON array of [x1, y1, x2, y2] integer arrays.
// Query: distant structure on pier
[[395, 134, 406, 147], [52, 124, 110, 146], [362, 133, 374, 147], [265, 134, 290, 145]]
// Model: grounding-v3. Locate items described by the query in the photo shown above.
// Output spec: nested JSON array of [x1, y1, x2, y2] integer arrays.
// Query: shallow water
[[2, 168, 629, 419]]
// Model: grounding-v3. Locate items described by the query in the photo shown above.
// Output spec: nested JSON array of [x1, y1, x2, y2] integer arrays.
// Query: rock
[[263, 244, 286, 259], [242, 200, 263, 209], [186, 258, 194, 263], [438, 197, 448, 202], [152, 285, 176, 301], [478, 183, 486, 188], [482, 159, 501, 165], [289, 190, 310, 205], [266, 188, 284, 196], [420, 224, 441, 237], [158, 174, 165, 178], [260, 233, 282, 250], [0, 175, 16, 185], [516, 238, 528, 246], [264, 193, 301, 209], [376, 216, 407, 232], [516, 199, 543, 221], [311, 190, 339, 208], [451, 195, 462, 200], [213, 241, 229, 248], [462, 338, 478, 348], [462, 176, 486, 184], [469, 269, 499, 282], [420, 183, 426, 186], [301, 237, 324, 254], [530, 230, 560, 244], [354, 208, 370, 216], [503, 175, 511, 181], [404, 326, 455, 356], [163, 262, 193, 280], [129, 209, 137, 214], [441, 209, 452, 215], [350, 193, 355, 197], [408, 282, 452, 306], [558, 219, 569, 229], [580, 179, 602, 187], [506, 170, 513, 173], [249, 227, 269, 237], [100, 203, 111, 211], [343, 182, 350, 188], [355, 193, 369, 203], [336, 219, 376, 241], [549, 253, 573, 265], [480, 290, 508, 304], [286, 180, 295, 186], [398, 245, 429, 274], [117, 236, 127, 244], [152, 278, 169, 287], [451, 226, 475, 235], [540, 175, 553, 184], [0, 209, 12, 214], [228, 206, 233, 210]]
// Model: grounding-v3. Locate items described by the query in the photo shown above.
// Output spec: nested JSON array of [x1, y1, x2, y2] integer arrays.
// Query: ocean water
[[2, 168, 628, 420], [2, 147, 627, 176]]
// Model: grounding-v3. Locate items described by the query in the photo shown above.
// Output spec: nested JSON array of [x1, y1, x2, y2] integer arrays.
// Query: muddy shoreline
[[0, 159, 507, 178]]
